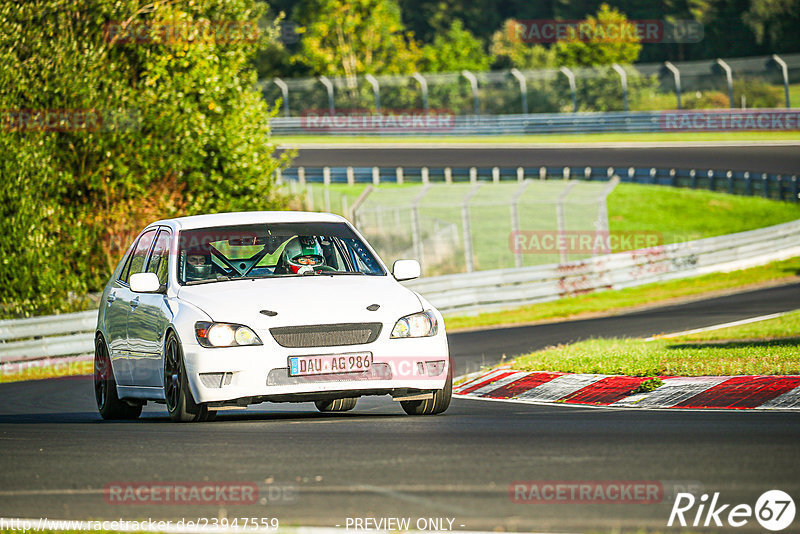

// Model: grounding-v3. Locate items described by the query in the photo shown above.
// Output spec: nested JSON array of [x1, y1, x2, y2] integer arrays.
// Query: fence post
[[273, 78, 290, 117], [323, 166, 331, 186], [612, 64, 629, 112], [412, 73, 429, 114], [556, 182, 579, 264], [461, 184, 482, 273], [469, 167, 477, 184], [365, 74, 381, 113], [559, 67, 577, 113], [372, 166, 380, 185], [769, 55, 791, 108], [715, 59, 734, 109], [792, 175, 798, 202], [492, 167, 500, 184], [539, 166, 547, 180], [663, 62, 682, 109], [396, 167, 404, 185], [744, 171, 752, 195], [421, 167, 429, 185], [461, 70, 480, 116], [517, 167, 525, 182], [319, 76, 335, 115], [298, 166, 306, 186], [510, 68, 528, 114], [594, 177, 620, 256], [349, 185, 373, 225], [346, 166, 355, 186], [762, 173, 769, 198], [410, 184, 432, 273], [511, 180, 532, 268], [445, 167, 452, 184]]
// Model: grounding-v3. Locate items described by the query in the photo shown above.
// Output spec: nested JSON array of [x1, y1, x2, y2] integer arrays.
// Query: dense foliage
[[0, 0, 290, 317]]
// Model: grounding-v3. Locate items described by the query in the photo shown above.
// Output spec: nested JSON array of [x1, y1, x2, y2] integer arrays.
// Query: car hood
[[176, 275, 423, 330]]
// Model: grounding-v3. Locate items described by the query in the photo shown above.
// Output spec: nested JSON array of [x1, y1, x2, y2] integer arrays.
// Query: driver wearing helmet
[[184, 250, 213, 281], [281, 236, 326, 274]]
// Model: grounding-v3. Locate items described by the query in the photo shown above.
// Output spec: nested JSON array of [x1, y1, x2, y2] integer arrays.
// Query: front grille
[[270, 323, 382, 348], [266, 363, 392, 386]]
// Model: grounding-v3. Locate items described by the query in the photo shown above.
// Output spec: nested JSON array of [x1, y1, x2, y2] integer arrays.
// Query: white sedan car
[[94, 211, 452, 422]]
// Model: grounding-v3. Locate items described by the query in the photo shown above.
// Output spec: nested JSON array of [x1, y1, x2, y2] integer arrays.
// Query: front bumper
[[182, 334, 451, 405]]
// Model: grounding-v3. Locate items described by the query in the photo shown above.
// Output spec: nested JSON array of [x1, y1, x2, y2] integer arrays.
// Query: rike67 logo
[[668, 490, 795, 531]]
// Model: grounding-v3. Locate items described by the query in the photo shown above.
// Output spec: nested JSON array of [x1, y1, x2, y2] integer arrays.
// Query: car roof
[[148, 211, 349, 232]]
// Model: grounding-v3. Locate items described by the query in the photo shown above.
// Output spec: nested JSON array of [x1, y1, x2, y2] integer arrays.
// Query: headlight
[[391, 310, 438, 338], [195, 322, 263, 348]]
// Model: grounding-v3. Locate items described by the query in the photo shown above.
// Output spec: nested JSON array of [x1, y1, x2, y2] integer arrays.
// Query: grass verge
[[445, 256, 800, 330], [511, 310, 800, 376], [275, 131, 800, 145]]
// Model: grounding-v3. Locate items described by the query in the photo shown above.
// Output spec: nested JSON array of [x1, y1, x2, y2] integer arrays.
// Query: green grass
[[446, 256, 800, 330], [511, 309, 800, 376], [608, 184, 800, 245], [275, 131, 800, 145]]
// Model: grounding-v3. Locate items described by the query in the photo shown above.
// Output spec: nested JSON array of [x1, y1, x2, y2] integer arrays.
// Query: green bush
[[0, 0, 290, 318]]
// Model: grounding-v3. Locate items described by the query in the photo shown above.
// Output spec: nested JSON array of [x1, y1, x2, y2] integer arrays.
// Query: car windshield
[[177, 221, 385, 285]]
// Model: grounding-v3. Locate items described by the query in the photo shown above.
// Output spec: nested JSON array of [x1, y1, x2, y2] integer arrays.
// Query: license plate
[[288, 352, 373, 377]]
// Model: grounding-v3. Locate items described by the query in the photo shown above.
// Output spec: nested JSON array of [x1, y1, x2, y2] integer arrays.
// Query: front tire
[[400, 365, 452, 416], [164, 331, 209, 423], [94, 335, 141, 420], [315, 397, 357, 412]]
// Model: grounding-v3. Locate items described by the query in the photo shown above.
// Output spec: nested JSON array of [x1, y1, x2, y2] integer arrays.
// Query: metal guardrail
[[281, 165, 800, 202], [271, 109, 800, 136], [404, 219, 800, 315], [0, 311, 95, 363]]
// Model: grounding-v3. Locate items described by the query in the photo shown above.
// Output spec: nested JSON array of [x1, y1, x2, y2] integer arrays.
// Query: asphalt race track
[[287, 144, 800, 174], [450, 282, 800, 375], [1, 283, 799, 531]]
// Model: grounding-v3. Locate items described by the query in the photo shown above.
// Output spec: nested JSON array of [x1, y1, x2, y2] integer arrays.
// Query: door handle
[[130, 297, 140, 309], [107, 293, 117, 303]]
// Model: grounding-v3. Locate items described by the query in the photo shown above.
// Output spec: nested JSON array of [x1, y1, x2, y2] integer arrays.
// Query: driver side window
[[120, 229, 157, 284], [145, 229, 171, 285]]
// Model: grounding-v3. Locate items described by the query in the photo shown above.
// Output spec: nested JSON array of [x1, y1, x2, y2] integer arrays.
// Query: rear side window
[[146, 229, 171, 285], [120, 229, 157, 284]]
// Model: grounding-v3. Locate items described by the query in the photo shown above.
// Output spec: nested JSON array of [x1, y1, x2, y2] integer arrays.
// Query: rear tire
[[164, 331, 209, 423], [94, 335, 142, 420], [400, 364, 452, 416], [315, 397, 357, 412]]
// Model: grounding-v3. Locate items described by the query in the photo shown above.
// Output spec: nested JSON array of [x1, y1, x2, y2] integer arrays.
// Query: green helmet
[[283, 236, 324, 273]]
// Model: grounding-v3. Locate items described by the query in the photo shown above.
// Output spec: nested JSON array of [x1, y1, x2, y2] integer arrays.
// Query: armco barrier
[[404, 219, 800, 315], [1, 220, 799, 363], [280, 165, 799, 202], [271, 109, 800, 136]]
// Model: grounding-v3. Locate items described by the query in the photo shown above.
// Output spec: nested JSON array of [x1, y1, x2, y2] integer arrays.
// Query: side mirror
[[392, 259, 421, 281], [129, 272, 162, 293]]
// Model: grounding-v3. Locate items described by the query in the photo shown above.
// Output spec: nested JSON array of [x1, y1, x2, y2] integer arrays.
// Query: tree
[[420, 19, 491, 72], [0, 0, 290, 317], [291, 0, 422, 83], [554, 3, 642, 67], [489, 19, 556, 70], [744, 0, 800, 54]]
